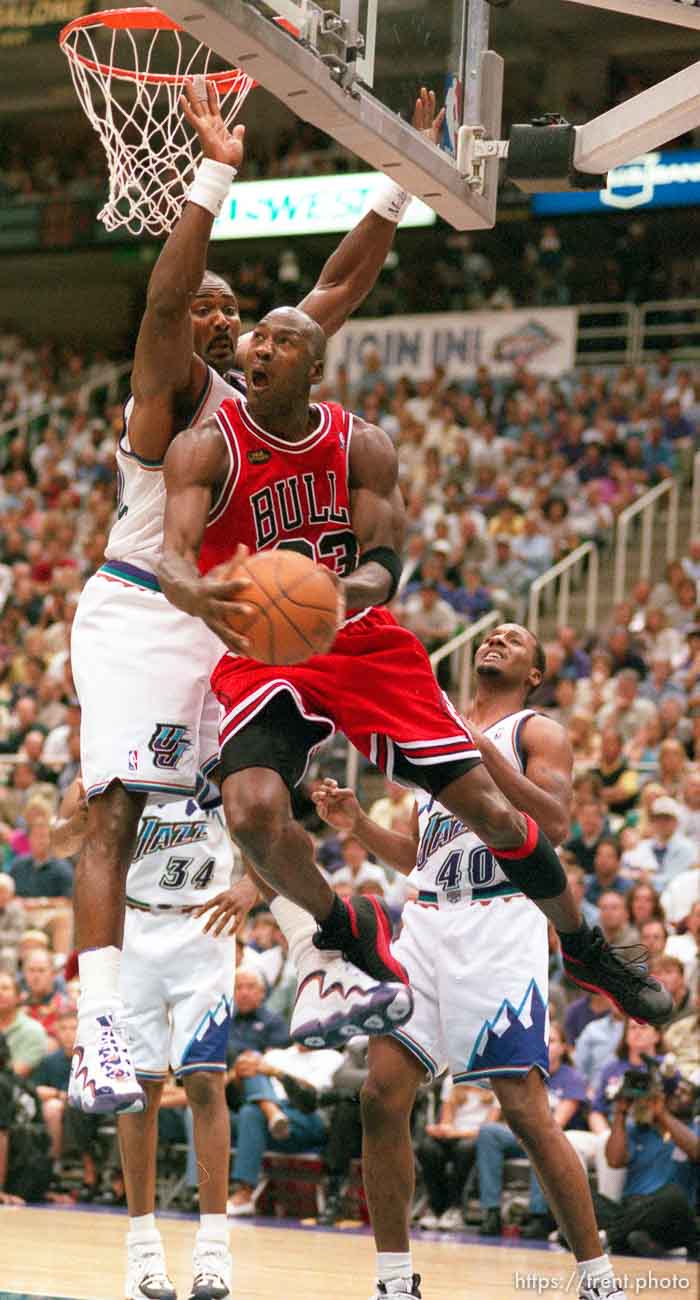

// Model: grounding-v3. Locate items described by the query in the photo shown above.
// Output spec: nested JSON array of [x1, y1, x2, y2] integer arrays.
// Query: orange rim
[[59, 6, 252, 90]]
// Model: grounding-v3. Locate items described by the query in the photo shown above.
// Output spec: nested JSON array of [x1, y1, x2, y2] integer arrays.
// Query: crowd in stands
[[0, 330, 698, 1255], [1, 111, 696, 310]]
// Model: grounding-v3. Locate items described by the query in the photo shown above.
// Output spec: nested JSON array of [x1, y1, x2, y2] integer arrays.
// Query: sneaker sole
[[69, 1089, 146, 1115], [127, 1288, 177, 1300], [187, 1283, 230, 1300], [291, 984, 414, 1049]]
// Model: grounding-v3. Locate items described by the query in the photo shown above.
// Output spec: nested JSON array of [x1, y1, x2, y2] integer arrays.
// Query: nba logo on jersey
[[147, 723, 192, 770], [128, 749, 138, 771]]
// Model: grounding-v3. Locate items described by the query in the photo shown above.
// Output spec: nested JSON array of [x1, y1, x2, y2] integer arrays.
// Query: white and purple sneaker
[[373, 1276, 422, 1298], [189, 1239, 232, 1300], [126, 1230, 177, 1300], [290, 943, 413, 1050], [68, 1011, 146, 1114]]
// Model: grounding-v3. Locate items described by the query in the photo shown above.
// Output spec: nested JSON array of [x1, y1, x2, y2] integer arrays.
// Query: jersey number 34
[[158, 855, 216, 891]]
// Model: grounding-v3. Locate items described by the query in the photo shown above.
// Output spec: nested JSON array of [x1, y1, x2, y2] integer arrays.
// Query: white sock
[[128, 1213, 157, 1242], [377, 1252, 412, 1283], [198, 1213, 229, 1244], [270, 896, 318, 966], [577, 1255, 620, 1295], [78, 946, 122, 1016]]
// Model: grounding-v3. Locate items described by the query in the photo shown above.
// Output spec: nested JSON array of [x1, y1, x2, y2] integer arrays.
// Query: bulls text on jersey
[[251, 470, 350, 549], [200, 398, 360, 579]]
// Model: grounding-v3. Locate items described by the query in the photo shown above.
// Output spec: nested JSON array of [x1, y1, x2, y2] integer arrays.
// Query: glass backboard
[[161, 0, 503, 230]]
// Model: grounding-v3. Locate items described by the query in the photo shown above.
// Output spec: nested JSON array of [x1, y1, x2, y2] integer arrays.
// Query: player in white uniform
[[54, 776, 259, 1300], [69, 83, 442, 1114], [314, 624, 628, 1300]]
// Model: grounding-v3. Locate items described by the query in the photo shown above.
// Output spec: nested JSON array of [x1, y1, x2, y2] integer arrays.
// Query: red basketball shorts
[[211, 606, 481, 795]]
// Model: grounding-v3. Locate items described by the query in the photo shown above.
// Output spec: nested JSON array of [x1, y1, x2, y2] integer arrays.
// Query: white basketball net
[[60, 9, 254, 237]]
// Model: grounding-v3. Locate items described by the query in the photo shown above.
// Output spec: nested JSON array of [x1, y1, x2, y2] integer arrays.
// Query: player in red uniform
[[158, 306, 671, 1039]]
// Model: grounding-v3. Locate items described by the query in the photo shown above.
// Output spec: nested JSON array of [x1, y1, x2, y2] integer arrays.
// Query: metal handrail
[[429, 609, 503, 715], [638, 299, 700, 361], [0, 360, 130, 456], [691, 451, 700, 541], [613, 478, 679, 604], [527, 543, 599, 639], [574, 302, 637, 365]]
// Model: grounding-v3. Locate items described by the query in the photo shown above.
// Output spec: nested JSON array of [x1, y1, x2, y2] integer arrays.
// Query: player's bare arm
[[341, 417, 406, 609], [470, 714, 573, 845], [158, 418, 253, 650], [129, 82, 245, 461], [312, 778, 419, 874], [235, 88, 444, 361]]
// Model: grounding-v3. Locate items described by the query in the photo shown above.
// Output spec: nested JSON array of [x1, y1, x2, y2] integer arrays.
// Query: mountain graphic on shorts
[[181, 995, 233, 1070], [458, 979, 548, 1080]]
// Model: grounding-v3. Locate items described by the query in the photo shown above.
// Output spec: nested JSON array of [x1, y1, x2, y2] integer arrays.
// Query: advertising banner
[[533, 150, 700, 215], [0, 0, 90, 47], [325, 307, 577, 385], [211, 172, 435, 240]]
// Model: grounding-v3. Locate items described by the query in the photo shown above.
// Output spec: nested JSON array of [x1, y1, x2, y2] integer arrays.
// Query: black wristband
[[358, 546, 402, 601]]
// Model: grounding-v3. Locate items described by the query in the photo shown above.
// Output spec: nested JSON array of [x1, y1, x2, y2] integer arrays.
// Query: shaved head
[[259, 306, 326, 363]]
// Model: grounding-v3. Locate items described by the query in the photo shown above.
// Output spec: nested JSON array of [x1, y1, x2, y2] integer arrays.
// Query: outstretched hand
[[413, 87, 446, 145], [180, 79, 246, 168], [188, 875, 259, 937]]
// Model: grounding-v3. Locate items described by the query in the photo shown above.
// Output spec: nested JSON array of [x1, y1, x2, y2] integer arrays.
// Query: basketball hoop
[[59, 7, 255, 237]]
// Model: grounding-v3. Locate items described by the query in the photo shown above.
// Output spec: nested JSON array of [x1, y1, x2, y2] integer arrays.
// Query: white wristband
[[370, 175, 412, 224], [187, 158, 237, 218]]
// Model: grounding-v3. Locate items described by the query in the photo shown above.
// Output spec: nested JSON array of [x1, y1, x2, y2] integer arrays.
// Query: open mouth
[[208, 339, 233, 359], [482, 649, 504, 663], [250, 366, 270, 391]]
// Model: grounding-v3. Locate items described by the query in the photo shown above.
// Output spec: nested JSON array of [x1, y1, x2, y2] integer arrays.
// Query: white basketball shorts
[[390, 886, 549, 1084], [72, 563, 224, 799], [120, 905, 235, 1078]]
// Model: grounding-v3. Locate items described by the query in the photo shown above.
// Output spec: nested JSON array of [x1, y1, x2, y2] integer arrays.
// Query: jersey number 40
[[435, 846, 496, 893]]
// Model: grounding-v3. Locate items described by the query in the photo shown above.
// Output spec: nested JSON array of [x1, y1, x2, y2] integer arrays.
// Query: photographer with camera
[[593, 1061, 699, 1259], [0, 1028, 53, 1204]]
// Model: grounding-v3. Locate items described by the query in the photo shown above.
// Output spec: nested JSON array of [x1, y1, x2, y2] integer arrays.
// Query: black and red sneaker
[[561, 927, 673, 1026], [314, 895, 409, 986]]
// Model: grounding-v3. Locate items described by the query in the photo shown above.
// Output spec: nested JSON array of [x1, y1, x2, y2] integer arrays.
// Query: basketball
[[222, 549, 340, 665]]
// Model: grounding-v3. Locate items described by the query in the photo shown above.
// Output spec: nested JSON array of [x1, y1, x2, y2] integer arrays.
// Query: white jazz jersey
[[126, 795, 235, 908], [391, 708, 550, 1085], [120, 794, 237, 1079], [73, 367, 241, 799], [408, 709, 535, 901], [106, 367, 236, 569]]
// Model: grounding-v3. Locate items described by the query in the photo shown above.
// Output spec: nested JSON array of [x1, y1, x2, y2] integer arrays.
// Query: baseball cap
[[651, 796, 681, 819]]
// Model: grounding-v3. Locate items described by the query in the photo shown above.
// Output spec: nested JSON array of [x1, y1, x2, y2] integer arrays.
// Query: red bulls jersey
[[199, 396, 360, 580]]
